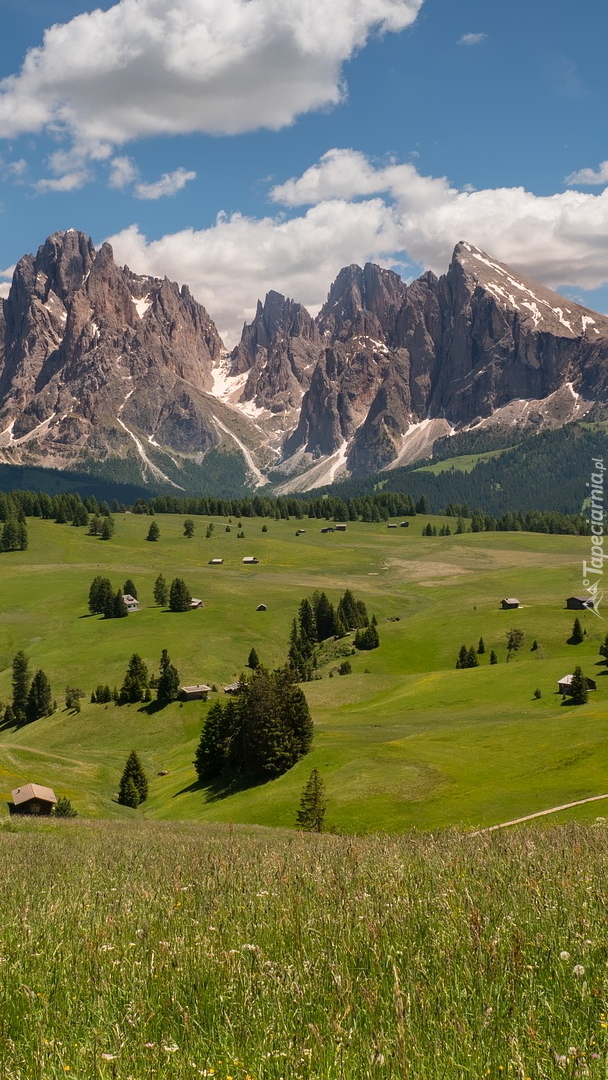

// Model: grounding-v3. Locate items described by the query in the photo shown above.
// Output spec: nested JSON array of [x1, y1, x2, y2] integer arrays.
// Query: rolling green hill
[[0, 513, 606, 832]]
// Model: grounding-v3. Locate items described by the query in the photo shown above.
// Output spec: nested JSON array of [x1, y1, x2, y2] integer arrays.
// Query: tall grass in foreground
[[0, 819, 607, 1079]]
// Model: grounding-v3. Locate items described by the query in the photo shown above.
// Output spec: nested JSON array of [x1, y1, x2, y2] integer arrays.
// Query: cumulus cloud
[[0, 0, 423, 170], [104, 148, 608, 345], [109, 156, 139, 189], [457, 32, 486, 45], [134, 167, 197, 200], [105, 197, 402, 344], [566, 160, 608, 186]]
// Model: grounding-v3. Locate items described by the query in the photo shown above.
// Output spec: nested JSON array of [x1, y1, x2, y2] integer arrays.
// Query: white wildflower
[[573, 964, 585, 976], [559, 951, 571, 960]]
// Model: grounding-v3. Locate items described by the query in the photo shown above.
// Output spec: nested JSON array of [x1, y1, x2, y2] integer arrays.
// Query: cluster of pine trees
[[0, 516, 28, 551], [4, 651, 53, 726], [288, 589, 378, 680], [90, 650, 181, 707], [88, 576, 138, 619], [193, 667, 312, 783]]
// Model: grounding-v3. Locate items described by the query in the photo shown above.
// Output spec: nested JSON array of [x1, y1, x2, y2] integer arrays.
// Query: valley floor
[[0, 513, 605, 832]]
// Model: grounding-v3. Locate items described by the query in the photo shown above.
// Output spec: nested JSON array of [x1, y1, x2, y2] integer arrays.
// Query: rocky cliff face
[[0, 230, 235, 484], [1, 231, 607, 492]]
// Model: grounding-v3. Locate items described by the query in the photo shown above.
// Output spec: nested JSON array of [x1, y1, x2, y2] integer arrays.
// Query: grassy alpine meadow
[[1, 817, 608, 1079], [0, 512, 607, 830]]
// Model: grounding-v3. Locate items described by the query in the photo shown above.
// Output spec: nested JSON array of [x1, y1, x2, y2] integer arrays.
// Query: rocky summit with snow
[[1, 230, 607, 492]]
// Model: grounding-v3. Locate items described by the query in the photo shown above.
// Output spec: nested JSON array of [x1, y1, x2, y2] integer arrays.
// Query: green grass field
[[0, 512, 606, 832], [1, 817, 608, 1079]]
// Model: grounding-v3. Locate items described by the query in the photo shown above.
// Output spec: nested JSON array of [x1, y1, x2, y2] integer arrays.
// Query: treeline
[[193, 667, 313, 784]]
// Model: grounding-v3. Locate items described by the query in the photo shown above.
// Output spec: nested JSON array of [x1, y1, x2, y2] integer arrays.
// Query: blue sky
[[1, 0, 607, 343]]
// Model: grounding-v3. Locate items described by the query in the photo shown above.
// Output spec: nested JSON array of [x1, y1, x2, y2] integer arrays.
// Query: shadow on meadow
[[173, 770, 270, 803]]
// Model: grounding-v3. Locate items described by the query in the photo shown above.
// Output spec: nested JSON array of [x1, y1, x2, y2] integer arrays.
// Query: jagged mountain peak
[[449, 240, 608, 339]]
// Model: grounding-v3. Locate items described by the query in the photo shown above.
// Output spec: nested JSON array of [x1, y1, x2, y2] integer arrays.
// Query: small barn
[[12, 783, 57, 816], [223, 682, 241, 694], [256, 603, 267, 611], [180, 684, 212, 701], [400, 521, 410, 528], [320, 527, 334, 534], [190, 598, 203, 609], [388, 523, 398, 529], [208, 558, 223, 565], [566, 596, 594, 610], [122, 594, 139, 612], [558, 674, 597, 695], [242, 556, 259, 564], [335, 524, 347, 531], [501, 598, 521, 610]]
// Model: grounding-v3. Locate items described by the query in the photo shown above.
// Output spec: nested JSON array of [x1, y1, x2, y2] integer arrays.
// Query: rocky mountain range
[[1, 229, 607, 493]]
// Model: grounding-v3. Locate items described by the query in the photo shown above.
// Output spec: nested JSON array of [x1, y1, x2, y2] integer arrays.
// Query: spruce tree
[[53, 796, 77, 818], [295, 769, 327, 832], [118, 750, 148, 805], [123, 579, 138, 600], [183, 519, 195, 537], [247, 647, 260, 669], [25, 670, 53, 722], [88, 576, 113, 615], [489, 650, 498, 665], [146, 521, 160, 542], [112, 589, 129, 618], [157, 649, 180, 704], [11, 651, 30, 724], [466, 645, 479, 668], [99, 516, 115, 540], [477, 637, 485, 655], [153, 573, 169, 607], [570, 617, 584, 645], [119, 655, 150, 704], [193, 701, 232, 782], [169, 578, 192, 612], [570, 666, 589, 705], [456, 645, 468, 669]]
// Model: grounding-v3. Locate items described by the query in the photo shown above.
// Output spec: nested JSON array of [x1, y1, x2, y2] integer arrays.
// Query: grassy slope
[[0, 514, 606, 832], [414, 447, 513, 474]]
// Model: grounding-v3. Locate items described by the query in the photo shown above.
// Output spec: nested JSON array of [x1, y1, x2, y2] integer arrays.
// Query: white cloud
[[105, 149, 608, 346], [0, 0, 424, 163], [566, 160, 608, 186], [109, 155, 139, 189], [0, 284, 10, 299], [457, 32, 486, 46], [105, 198, 402, 344], [134, 167, 197, 200]]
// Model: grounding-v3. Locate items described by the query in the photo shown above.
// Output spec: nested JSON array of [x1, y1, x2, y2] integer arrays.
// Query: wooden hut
[[223, 682, 241, 694], [180, 684, 212, 701], [256, 603, 267, 611], [208, 558, 223, 565], [500, 598, 520, 610], [242, 556, 259, 564], [566, 596, 594, 610], [11, 783, 57, 816], [557, 674, 597, 695]]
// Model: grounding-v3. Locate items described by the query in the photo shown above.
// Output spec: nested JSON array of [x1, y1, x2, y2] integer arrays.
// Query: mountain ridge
[[1, 230, 607, 493]]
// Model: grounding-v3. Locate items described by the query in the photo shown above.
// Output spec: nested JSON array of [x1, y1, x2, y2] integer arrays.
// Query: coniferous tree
[[477, 637, 485, 655], [193, 701, 233, 782], [570, 617, 584, 645], [295, 768, 327, 832], [25, 670, 53, 722], [53, 796, 77, 817], [456, 645, 468, 669], [600, 633, 608, 662], [169, 578, 192, 612], [153, 573, 169, 607], [99, 516, 115, 540], [570, 666, 589, 705], [123, 579, 138, 600], [118, 750, 148, 805], [11, 651, 30, 724], [247, 647, 260, 669], [354, 623, 380, 650], [88, 576, 113, 615], [157, 649, 180, 704], [466, 645, 479, 668], [490, 650, 498, 665], [183, 519, 195, 537], [112, 589, 129, 619], [119, 655, 149, 704], [3, 704, 15, 725], [506, 628, 525, 655], [146, 521, 160, 542]]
